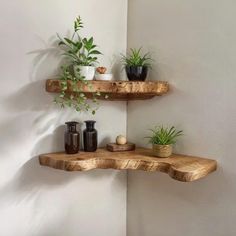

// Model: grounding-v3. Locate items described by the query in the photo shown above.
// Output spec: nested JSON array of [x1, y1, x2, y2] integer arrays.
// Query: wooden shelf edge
[[39, 148, 217, 182], [45, 79, 169, 100]]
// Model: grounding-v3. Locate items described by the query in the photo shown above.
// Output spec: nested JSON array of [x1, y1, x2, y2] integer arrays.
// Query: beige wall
[[0, 0, 127, 235], [127, 0, 236, 235]]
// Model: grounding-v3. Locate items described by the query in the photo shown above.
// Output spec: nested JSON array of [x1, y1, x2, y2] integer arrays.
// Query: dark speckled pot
[[125, 66, 148, 81]]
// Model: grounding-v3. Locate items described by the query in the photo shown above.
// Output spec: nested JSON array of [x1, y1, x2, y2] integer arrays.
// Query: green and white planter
[[152, 144, 172, 158], [74, 65, 95, 80]]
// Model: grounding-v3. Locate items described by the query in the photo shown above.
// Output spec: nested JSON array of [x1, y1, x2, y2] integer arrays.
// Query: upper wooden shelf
[[39, 148, 217, 182], [46, 79, 169, 100]]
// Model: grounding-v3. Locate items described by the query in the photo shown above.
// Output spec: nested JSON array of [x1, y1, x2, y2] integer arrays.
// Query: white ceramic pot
[[95, 73, 113, 81], [74, 65, 95, 80], [152, 144, 172, 158]]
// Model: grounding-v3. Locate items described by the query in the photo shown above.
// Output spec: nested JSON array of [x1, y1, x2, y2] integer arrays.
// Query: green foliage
[[57, 16, 102, 66], [54, 66, 100, 114], [121, 48, 153, 67], [146, 126, 183, 145], [53, 16, 103, 114]]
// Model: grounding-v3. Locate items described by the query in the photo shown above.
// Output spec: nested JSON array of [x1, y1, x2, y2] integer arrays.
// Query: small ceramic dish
[[95, 74, 113, 81]]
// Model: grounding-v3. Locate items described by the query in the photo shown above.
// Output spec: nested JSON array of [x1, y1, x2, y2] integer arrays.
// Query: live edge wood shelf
[[39, 148, 217, 182], [46, 79, 169, 100]]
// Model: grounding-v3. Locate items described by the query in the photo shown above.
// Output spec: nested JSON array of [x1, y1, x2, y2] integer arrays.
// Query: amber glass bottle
[[64, 121, 80, 154], [83, 120, 97, 152]]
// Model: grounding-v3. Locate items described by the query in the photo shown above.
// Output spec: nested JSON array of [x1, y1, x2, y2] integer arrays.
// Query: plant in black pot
[[121, 48, 152, 81]]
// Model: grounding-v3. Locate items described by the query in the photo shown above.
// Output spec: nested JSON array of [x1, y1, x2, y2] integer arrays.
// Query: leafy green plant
[[121, 48, 152, 67], [54, 65, 100, 115], [146, 126, 183, 145], [57, 16, 102, 66], [53, 16, 103, 114]]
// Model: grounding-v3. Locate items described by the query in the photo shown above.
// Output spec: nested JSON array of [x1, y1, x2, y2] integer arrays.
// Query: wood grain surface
[[39, 148, 217, 182], [46, 79, 169, 100]]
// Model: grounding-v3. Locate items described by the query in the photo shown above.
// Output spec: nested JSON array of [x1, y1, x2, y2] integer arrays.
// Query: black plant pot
[[125, 66, 148, 81]]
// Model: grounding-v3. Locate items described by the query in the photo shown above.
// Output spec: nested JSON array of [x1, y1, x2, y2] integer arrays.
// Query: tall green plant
[[53, 16, 103, 114], [57, 16, 102, 66], [146, 126, 183, 145]]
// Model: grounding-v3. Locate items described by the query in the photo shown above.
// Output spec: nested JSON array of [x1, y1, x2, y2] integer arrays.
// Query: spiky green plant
[[146, 126, 183, 145], [121, 48, 152, 68]]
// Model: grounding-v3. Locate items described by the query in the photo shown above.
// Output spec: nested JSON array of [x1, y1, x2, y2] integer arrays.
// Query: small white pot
[[74, 65, 95, 80], [95, 73, 113, 81]]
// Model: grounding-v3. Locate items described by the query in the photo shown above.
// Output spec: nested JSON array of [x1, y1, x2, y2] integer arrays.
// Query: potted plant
[[58, 16, 102, 80], [146, 126, 183, 158], [121, 48, 152, 81]]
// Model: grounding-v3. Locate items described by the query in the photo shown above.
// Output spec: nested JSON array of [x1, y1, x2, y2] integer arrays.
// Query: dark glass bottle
[[64, 121, 80, 154], [83, 120, 97, 152]]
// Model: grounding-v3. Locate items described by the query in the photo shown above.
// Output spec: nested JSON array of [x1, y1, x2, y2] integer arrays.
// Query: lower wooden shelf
[[39, 148, 217, 182]]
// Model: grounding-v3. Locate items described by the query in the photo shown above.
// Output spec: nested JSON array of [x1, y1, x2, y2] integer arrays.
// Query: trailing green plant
[[146, 126, 183, 145], [121, 47, 152, 68], [57, 16, 102, 66], [53, 16, 103, 114], [54, 66, 100, 115]]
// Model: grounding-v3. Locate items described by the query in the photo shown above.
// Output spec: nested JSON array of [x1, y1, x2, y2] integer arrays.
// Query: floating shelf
[[46, 79, 169, 100], [39, 148, 217, 182]]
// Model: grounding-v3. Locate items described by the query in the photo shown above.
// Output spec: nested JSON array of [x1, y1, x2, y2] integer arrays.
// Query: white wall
[[127, 0, 236, 235], [0, 0, 127, 235], [2, 1, 236, 235]]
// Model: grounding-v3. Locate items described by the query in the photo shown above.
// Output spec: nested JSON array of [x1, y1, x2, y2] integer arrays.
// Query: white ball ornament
[[116, 135, 127, 145]]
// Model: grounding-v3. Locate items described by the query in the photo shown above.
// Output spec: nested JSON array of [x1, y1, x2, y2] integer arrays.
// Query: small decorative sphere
[[116, 135, 127, 145]]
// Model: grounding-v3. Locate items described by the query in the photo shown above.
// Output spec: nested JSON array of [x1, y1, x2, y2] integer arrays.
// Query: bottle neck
[[86, 124, 94, 131], [67, 125, 77, 132], [66, 122, 79, 132], [85, 121, 96, 131]]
